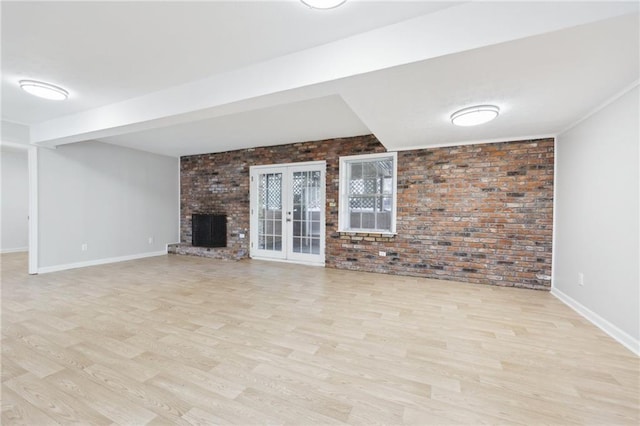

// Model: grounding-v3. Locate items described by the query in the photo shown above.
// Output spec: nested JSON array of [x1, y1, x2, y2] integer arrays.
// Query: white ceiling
[[340, 12, 640, 151], [100, 95, 369, 157], [2, 1, 639, 157], [1, 0, 456, 124]]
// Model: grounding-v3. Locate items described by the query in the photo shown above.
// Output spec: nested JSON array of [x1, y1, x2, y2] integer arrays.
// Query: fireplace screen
[[192, 214, 227, 248]]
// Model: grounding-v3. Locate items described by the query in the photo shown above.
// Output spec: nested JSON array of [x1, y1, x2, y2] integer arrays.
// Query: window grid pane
[[344, 156, 394, 232]]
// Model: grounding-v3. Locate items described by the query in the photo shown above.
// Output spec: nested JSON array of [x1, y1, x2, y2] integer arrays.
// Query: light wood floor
[[1, 252, 638, 425]]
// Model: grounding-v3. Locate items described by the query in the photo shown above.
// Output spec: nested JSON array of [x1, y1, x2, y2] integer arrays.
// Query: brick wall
[[180, 135, 554, 290]]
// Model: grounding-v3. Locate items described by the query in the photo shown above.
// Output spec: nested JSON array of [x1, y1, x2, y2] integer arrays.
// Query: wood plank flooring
[[2, 252, 638, 425]]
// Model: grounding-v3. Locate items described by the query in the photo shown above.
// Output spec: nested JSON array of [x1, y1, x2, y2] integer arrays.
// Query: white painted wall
[[1, 148, 29, 252], [554, 85, 639, 354], [38, 141, 179, 270], [1, 120, 30, 144]]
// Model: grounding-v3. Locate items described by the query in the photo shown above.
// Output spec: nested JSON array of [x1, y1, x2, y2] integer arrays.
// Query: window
[[338, 152, 397, 234]]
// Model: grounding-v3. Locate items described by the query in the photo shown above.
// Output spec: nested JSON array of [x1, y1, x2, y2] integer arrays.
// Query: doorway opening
[[0, 141, 38, 274]]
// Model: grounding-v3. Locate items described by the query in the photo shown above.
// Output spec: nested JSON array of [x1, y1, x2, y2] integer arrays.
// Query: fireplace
[[192, 214, 227, 248]]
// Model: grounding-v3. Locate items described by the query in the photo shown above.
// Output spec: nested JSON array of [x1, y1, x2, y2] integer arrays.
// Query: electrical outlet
[[81, 243, 88, 252], [148, 237, 154, 244], [239, 233, 245, 239], [379, 251, 386, 257], [578, 272, 584, 286]]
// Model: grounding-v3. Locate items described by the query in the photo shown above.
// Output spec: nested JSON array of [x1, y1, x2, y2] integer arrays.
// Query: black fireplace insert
[[192, 214, 227, 248]]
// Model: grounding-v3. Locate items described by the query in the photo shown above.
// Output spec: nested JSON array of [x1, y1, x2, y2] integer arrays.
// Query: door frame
[[249, 160, 326, 266]]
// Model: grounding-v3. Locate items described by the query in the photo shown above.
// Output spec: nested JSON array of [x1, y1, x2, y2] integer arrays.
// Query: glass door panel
[[290, 170, 322, 256], [253, 169, 286, 259]]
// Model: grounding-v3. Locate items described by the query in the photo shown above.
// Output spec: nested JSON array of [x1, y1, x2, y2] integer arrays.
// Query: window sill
[[338, 230, 397, 237]]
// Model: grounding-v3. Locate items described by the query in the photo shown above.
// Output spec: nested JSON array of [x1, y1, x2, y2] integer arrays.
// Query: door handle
[[286, 218, 292, 222]]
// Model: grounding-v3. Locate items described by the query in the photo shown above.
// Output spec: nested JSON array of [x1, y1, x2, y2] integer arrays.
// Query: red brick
[[180, 135, 553, 290]]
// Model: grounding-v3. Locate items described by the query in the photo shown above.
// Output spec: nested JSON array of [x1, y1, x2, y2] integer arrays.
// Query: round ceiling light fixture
[[301, 0, 347, 10], [450, 105, 500, 127], [19, 80, 69, 101]]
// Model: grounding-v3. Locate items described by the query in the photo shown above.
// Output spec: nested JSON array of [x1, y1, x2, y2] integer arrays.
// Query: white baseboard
[[551, 288, 639, 356], [37, 250, 167, 274], [1, 247, 28, 254]]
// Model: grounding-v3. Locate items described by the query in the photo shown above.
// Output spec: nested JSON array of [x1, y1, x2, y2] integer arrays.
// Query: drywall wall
[[554, 85, 639, 353], [38, 141, 179, 270], [1, 120, 29, 144], [1, 148, 29, 252]]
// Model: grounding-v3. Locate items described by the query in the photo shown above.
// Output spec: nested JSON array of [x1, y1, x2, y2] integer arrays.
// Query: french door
[[250, 161, 326, 266]]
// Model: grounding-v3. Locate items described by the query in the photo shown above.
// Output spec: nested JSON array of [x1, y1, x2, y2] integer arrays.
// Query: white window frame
[[338, 152, 398, 235]]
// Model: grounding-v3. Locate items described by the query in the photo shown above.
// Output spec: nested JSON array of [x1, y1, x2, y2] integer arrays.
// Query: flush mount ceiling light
[[19, 80, 69, 101], [301, 0, 347, 10], [451, 105, 500, 127]]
